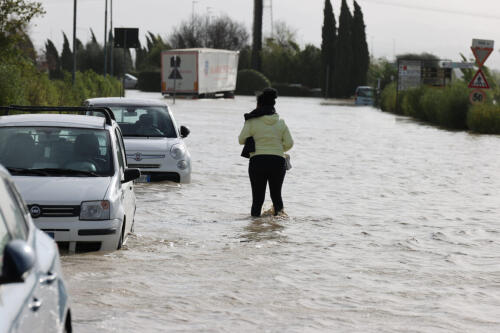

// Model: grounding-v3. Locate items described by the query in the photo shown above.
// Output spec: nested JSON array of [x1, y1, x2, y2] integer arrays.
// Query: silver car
[[85, 98, 192, 183], [0, 164, 72, 332]]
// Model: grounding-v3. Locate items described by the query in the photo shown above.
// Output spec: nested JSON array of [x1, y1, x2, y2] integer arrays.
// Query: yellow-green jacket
[[238, 113, 293, 158]]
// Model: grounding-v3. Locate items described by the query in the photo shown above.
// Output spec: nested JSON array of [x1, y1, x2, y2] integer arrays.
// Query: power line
[[358, 0, 500, 21]]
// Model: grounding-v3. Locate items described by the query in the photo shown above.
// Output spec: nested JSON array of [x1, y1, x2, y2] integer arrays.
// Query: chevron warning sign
[[468, 69, 489, 89]]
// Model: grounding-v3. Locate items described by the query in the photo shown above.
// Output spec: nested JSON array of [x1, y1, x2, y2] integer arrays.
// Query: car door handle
[[28, 297, 43, 312], [40, 271, 58, 285]]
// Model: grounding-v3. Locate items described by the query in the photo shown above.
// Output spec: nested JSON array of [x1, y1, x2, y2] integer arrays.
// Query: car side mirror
[[122, 168, 141, 183], [180, 125, 190, 138], [0, 240, 35, 284]]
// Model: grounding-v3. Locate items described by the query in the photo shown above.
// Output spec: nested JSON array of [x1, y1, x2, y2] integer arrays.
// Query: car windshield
[[357, 88, 374, 97], [109, 106, 177, 138], [0, 127, 113, 176]]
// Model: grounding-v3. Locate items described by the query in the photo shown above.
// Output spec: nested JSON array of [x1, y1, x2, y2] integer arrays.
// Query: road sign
[[398, 60, 421, 91], [471, 47, 493, 67], [441, 62, 474, 69], [469, 89, 486, 104], [472, 39, 494, 48], [468, 69, 490, 89], [114, 28, 139, 48]]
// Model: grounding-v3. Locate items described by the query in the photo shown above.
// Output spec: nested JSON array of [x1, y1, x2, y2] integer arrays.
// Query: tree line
[[320, 0, 369, 98]]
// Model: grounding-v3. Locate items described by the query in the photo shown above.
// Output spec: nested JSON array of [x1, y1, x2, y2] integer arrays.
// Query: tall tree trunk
[[251, 0, 263, 71]]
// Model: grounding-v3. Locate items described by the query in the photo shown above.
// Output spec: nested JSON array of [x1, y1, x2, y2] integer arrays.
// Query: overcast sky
[[30, 0, 500, 69]]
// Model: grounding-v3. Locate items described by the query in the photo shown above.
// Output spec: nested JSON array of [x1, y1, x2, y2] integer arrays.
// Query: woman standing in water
[[239, 88, 294, 217]]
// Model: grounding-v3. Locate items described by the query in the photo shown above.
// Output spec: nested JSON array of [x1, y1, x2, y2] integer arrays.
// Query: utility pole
[[192, 0, 198, 20], [72, 0, 77, 84], [110, 0, 113, 76], [104, 0, 108, 76], [263, 0, 273, 38]]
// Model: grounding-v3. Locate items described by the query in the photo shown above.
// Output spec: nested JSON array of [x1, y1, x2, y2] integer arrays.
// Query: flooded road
[[62, 91, 500, 332]]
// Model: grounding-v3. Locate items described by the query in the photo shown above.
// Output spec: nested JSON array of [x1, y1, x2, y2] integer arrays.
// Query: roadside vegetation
[[379, 61, 500, 134], [0, 1, 121, 107]]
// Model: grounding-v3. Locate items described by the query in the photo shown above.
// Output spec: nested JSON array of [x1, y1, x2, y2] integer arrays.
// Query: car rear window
[[357, 88, 374, 97]]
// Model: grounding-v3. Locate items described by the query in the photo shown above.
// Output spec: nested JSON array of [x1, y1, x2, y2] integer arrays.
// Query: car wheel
[[64, 310, 72, 333], [117, 219, 125, 250]]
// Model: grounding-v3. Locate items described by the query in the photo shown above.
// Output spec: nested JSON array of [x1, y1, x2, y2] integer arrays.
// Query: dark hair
[[260, 87, 278, 106], [257, 93, 265, 106]]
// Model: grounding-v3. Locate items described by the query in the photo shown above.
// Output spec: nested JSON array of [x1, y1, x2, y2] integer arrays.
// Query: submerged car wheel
[[117, 218, 125, 250], [116, 219, 125, 250], [64, 310, 72, 333]]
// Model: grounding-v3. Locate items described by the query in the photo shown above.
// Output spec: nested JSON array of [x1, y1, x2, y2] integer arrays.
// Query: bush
[[235, 69, 270, 95], [137, 71, 161, 92], [380, 82, 398, 113], [380, 81, 470, 130], [436, 82, 469, 129], [401, 86, 427, 120], [467, 104, 500, 134]]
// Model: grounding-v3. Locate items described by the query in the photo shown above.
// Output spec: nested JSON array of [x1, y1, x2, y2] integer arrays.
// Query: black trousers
[[248, 154, 286, 217]]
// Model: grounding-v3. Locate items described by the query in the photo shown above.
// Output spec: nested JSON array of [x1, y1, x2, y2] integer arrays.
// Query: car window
[[114, 129, 125, 171], [0, 127, 114, 176], [0, 216, 11, 273], [0, 178, 27, 240], [357, 88, 374, 97], [110, 106, 177, 138]]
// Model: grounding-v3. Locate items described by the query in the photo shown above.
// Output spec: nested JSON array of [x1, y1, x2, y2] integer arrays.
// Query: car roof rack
[[0, 105, 116, 126]]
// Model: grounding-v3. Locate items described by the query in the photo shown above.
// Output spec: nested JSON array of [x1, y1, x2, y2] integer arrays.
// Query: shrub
[[235, 69, 270, 95], [420, 87, 442, 123], [401, 86, 427, 120], [467, 104, 500, 134], [436, 82, 469, 129], [137, 71, 161, 92], [380, 82, 398, 113]]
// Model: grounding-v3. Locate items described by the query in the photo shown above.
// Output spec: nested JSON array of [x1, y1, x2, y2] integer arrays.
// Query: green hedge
[[379, 80, 500, 133], [380, 82, 398, 113], [137, 71, 161, 92], [0, 55, 121, 106], [235, 69, 270, 95], [467, 104, 500, 134]]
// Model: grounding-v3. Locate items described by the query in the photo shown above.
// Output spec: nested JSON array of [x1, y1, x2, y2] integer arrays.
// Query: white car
[[0, 106, 140, 253], [85, 98, 192, 183], [0, 164, 72, 332]]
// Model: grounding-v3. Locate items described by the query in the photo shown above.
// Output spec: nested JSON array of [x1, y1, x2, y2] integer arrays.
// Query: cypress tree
[[333, 0, 353, 98], [60, 32, 72, 72], [321, 0, 336, 98], [251, 0, 263, 71], [352, 1, 369, 90], [44, 39, 62, 79]]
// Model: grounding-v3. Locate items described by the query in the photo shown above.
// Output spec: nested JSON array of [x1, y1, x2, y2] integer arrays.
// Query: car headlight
[[80, 201, 110, 220], [170, 143, 186, 160]]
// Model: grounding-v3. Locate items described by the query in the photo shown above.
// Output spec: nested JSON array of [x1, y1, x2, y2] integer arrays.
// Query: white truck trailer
[[161, 48, 239, 98]]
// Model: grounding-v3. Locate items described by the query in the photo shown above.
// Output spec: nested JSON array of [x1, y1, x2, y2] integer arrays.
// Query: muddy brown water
[[61, 91, 500, 332]]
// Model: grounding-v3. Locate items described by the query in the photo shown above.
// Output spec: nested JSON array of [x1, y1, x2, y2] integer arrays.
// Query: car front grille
[[28, 205, 80, 218], [128, 164, 161, 169]]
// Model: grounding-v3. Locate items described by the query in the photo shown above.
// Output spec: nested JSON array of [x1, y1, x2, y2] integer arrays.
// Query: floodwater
[[62, 91, 500, 332]]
